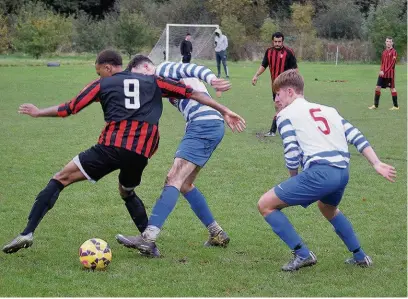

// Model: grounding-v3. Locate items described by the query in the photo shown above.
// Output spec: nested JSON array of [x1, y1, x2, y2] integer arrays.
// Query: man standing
[[252, 32, 297, 137], [257, 69, 396, 271], [369, 37, 399, 110], [214, 28, 229, 79], [180, 33, 193, 63]]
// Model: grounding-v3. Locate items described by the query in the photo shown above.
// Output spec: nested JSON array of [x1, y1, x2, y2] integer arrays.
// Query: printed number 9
[[124, 79, 140, 109]]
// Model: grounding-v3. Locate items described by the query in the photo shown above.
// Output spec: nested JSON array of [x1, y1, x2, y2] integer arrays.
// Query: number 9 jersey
[[276, 98, 370, 171], [56, 71, 193, 158]]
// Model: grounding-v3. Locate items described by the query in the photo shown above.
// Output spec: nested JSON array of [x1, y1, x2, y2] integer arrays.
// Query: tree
[[220, 14, 247, 61], [12, 2, 73, 58], [314, 0, 364, 39], [115, 10, 154, 58], [0, 12, 9, 53], [260, 18, 279, 43], [366, 0, 407, 59]]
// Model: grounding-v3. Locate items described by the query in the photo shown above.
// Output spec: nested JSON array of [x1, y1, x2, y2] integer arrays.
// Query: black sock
[[374, 91, 381, 107], [22, 179, 64, 235], [392, 92, 398, 107], [123, 192, 148, 233], [270, 116, 277, 133]]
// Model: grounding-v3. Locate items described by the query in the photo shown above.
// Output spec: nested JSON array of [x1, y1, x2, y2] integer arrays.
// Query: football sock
[[207, 221, 222, 237], [183, 187, 215, 227], [148, 185, 180, 229], [143, 225, 161, 242], [22, 179, 64, 235], [265, 210, 309, 258], [122, 191, 148, 233], [270, 115, 277, 134], [392, 91, 398, 107], [374, 90, 381, 107], [329, 212, 365, 259], [224, 64, 229, 77]]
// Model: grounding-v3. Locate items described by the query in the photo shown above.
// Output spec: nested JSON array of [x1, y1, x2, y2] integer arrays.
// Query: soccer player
[[214, 28, 229, 79], [180, 32, 193, 63], [2, 50, 243, 254], [258, 69, 396, 271], [115, 57, 246, 256], [369, 37, 399, 110], [252, 32, 297, 137]]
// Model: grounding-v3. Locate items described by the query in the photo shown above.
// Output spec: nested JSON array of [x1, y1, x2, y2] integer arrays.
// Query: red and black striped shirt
[[57, 72, 193, 158], [262, 46, 297, 81], [380, 48, 397, 79]]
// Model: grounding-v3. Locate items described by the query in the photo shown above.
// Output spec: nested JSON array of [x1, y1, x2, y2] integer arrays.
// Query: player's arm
[[342, 118, 396, 182], [277, 116, 301, 175], [288, 51, 298, 70], [252, 50, 268, 86], [18, 79, 101, 118]]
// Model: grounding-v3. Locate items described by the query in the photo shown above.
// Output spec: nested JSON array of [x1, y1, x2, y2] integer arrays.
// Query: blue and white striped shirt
[[277, 98, 370, 170], [155, 62, 223, 123]]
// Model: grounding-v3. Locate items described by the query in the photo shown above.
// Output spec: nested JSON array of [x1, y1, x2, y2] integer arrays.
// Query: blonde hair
[[273, 69, 304, 94]]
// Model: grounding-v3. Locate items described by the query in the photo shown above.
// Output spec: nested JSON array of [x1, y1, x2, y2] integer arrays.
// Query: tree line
[[0, 0, 406, 61]]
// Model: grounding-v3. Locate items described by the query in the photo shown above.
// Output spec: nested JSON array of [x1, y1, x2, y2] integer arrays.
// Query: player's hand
[[374, 161, 396, 182], [211, 78, 231, 93], [223, 110, 246, 133], [18, 103, 40, 117], [251, 75, 258, 86], [379, 71, 384, 77]]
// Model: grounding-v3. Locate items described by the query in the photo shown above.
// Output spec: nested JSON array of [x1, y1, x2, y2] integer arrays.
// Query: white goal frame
[[164, 24, 219, 62]]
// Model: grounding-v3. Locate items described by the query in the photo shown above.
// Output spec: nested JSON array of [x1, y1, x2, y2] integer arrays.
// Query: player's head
[[127, 55, 155, 75], [215, 28, 221, 37], [273, 69, 304, 109], [272, 32, 284, 49], [385, 37, 393, 49], [95, 49, 123, 78], [186, 32, 191, 41]]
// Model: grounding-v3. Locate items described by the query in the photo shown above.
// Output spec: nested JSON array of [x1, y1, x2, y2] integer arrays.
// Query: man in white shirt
[[257, 69, 396, 271], [214, 28, 229, 79]]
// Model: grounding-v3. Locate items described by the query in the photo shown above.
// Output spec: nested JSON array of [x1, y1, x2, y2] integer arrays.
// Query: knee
[[258, 193, 276, 217], [53, 171, 70, 185], [118, 184, 133, 200], [375, 87, 381, 92], [164, 173, 182, 189]]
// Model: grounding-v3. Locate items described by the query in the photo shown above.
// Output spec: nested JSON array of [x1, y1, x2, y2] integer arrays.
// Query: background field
[[0, 59, 406, 297]]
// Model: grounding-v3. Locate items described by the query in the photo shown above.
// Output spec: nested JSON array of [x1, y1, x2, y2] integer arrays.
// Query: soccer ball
[[79, 238, 112, 270]]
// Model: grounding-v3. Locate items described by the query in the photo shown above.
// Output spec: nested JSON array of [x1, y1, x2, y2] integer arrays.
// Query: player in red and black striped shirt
[[252, 32, 298, 136], [3, 50, 241, 254], [369, 37, 399, 110]]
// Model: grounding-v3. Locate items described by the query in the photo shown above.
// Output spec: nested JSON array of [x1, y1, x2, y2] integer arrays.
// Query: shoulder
[[284, 46, 295, 56]]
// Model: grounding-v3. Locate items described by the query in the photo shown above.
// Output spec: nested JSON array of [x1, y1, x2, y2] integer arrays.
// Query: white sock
[[207, 221, 222, 236], [142, 225, 161, 242]]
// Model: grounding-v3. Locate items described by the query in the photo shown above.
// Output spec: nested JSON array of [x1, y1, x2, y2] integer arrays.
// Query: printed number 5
[[124, 79, 140, 109], [309, 108, 331, 135]]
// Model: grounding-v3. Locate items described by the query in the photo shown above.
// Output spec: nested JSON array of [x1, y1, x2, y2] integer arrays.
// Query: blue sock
[[148, 185, 180, 229], [183, 187, 215, 227], [264, 210, 310, 258], [330, 211, 366, 260]]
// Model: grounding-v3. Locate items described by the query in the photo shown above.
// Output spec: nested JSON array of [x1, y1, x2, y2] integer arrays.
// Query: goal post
[[148, 24, 219, 65]]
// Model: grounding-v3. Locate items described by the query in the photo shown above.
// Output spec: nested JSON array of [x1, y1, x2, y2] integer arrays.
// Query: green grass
[[0, 59, 406, 297]]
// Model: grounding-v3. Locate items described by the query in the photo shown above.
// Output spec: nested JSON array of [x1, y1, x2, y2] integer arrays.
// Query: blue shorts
[[274, 164, 349, 208], [175, 120, 224, 167]]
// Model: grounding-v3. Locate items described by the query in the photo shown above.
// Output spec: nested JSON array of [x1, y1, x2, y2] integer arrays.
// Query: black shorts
[[377, 76, 395, 89], [73, 144, 148, 189]]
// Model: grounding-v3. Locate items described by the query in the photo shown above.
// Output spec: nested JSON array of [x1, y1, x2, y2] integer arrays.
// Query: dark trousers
[[182, 54, 191, 63], [269, 93, 278, 133]]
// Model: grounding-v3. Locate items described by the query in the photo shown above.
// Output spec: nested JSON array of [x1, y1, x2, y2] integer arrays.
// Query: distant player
[[2, 50, 241, 254], [369, 37, 399, 110], [252, 32, 297, 137], [180, 32, 193, 63], [258, 69, 396, 271], [115, 58, 246, 256]]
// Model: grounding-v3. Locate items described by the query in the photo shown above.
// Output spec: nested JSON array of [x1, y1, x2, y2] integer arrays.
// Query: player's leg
[[265, 93, 277, 137], [258, 187, 316, 271], [369, 77, 382, 109], [318, 186, 372, 267], [389, 76, 399, 110], [220, 50, 229, 78], [2, 160, 87, 253], [181, 169, 230, 247], [116, 149, 149, 234], [216, 52, 221, 78]]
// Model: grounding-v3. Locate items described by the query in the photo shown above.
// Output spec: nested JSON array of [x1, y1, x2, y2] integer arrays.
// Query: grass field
[[0, 57, 406, 297]]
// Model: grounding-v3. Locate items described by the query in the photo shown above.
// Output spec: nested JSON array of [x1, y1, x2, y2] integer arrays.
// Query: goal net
[[148, 24, 219, 65]]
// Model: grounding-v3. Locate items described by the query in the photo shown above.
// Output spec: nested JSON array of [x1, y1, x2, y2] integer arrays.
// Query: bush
[[12, 2, 72, 58], [260, 18, 279, 43], [0, 12, 9, 53], [220, 15, 247, 61]]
